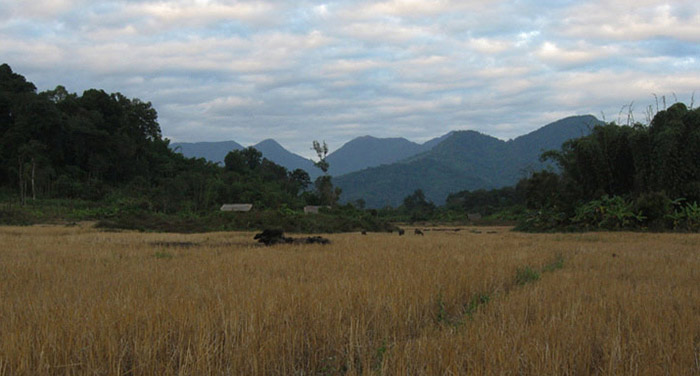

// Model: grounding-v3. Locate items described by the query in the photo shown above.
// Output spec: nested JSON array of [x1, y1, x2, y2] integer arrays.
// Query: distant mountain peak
[[348, 135, 412, 143], [451, 129, 497, 138], [419, 131, 454, 150], [253, 139, 297, 154], [256, 138, 281, 145], [326, 136, 423, 176], [252, 138, 320, 178]]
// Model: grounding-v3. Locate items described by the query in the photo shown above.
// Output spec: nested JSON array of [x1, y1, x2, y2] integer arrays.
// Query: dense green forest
[[517, 102, 700, 231], [442, 103, 700, 232], [0, 64, 311, 209], [0, 64, 390, 232]]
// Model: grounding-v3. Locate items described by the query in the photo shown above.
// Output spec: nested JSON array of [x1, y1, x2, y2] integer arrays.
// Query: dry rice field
[[1, 224, 699, 375]]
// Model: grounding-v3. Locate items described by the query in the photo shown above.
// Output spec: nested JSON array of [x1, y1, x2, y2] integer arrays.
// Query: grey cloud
[[1, 0, 699, 158]]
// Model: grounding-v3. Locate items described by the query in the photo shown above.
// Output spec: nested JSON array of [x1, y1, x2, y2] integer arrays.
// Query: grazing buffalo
[[304, 236, 331, 245], [254, 229, 287, 245], [398, 228, 405, 236], [254, 229, 330, 246], [414, 229, 424, 236], [361, 230, 367, 235]]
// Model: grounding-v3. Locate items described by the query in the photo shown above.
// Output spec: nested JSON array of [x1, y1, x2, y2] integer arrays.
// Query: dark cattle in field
[[398, 228, 405, 236], [414, 229, 424, 236], [254, 229, 330, 246], [304, 236, 331, 245], [254, 229, 288, 245], [361, 230, 367, 235]]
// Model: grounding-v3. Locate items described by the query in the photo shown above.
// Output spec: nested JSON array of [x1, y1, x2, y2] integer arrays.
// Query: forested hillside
[[0, 64, 331, 217], [325, 135, 446, 176], [516, 103, 700, 231], [251, 139, 320, 179], [1, 64, 400, 232], [335, 116, 599, 208]]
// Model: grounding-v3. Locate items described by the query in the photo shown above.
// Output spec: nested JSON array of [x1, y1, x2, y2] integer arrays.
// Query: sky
[[2, 0, 699, 158]]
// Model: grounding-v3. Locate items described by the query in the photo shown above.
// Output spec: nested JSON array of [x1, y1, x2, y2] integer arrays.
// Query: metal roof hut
[[220, 203, 253, 212], [467, 213, 482, 221], [303, 205, 330, 214]]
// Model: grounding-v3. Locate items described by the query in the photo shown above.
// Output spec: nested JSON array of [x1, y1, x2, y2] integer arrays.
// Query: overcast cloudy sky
[[2, 0, 699, 157]]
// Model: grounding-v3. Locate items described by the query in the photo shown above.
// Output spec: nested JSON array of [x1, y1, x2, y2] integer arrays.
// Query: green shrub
[[0, 205, 36, 225], [634, 192, 672, 228], [515, 207, 569, 232], [572, 195, 644, 230], [463, 293, 491, 318], [667, 201, 700, 232], [515, 266, 540, 285]]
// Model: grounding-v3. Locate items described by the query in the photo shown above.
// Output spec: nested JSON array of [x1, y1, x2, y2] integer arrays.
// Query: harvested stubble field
[[0, 225, 698, 375]]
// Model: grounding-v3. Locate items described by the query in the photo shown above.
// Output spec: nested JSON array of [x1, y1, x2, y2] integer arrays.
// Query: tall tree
[[312, 140, 329, 174], [402, 189, 435, 221], [311, 140, 340, 205]]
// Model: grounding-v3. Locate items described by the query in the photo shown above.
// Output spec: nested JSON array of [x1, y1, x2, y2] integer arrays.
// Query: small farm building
[[220, 203, 253, 212], [303, 205, 330, 214]]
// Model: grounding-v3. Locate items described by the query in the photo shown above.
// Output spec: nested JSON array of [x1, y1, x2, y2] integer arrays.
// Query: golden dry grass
[[0, 225, 698, 375]]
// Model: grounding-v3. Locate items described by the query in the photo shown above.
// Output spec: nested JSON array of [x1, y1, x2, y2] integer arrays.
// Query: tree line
[[441, 101, 700, 231], [521, 101, 700, 231], [0, 64, 339, 215]]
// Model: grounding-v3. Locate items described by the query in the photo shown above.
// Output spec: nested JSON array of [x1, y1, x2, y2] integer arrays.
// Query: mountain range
[[170, 140, 243, 163], [170, 115, 601, 207], [171, 139, 321, 178], [326, 133, 452, 176], [334, 115, 600, 207], [171, 133, 452, 179]]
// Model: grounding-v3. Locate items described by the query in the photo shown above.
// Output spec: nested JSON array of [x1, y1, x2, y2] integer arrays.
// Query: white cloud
[[467, 37, 511, 54], [126, 1, 276, 28], [360, 0, 451, 17], [474, 66, 532, 79], [199, 96, 263, 113], [348, 0, 497, 20], [0, 0, 89, 20], [515, 31, 540, 47], [560, 0, 700, 42], [313, 4, 329, 17], [535, 41, 615, 68], [338, 21, 435, 43], [322, 59, 386, 76]]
